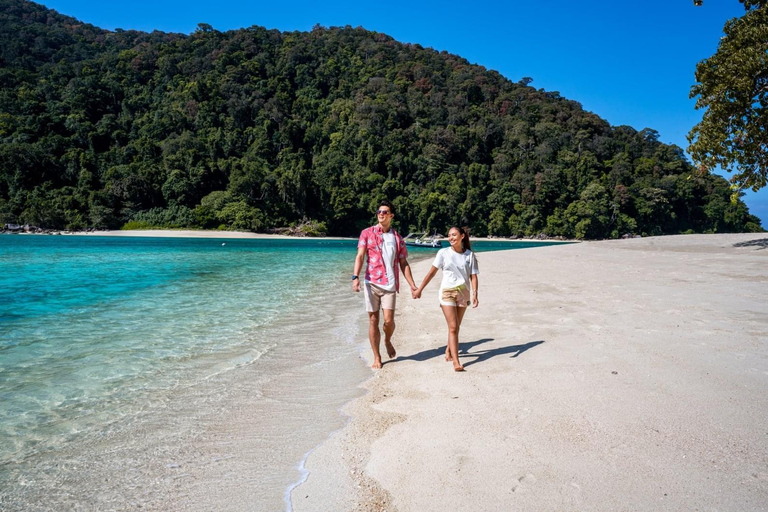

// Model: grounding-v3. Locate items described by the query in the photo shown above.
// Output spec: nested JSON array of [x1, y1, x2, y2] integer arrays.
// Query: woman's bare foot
[[445, 348, 452, 361], [372, 358, 382, 369], [453, 363, 465, 372], [384, 340, 397, 358]]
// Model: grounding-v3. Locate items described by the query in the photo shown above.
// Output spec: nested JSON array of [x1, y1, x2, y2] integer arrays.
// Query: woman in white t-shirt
[[413, 226, 479, 371]]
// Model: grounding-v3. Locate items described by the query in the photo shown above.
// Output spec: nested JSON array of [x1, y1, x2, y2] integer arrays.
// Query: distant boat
[[403, 232, 442, 248]]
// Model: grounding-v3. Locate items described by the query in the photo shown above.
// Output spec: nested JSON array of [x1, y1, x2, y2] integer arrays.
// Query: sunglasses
[[376, 210, 392, 215]]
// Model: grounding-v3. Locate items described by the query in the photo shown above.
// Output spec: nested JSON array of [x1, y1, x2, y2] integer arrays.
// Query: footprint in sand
[[512, 473, 536, 493]]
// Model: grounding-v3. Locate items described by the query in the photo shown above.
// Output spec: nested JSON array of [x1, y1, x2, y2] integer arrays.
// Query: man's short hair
[[378, 199, 395, 215]]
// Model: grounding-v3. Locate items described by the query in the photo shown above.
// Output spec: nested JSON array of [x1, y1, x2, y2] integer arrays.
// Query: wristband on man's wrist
[[351, 275, 359, 281]]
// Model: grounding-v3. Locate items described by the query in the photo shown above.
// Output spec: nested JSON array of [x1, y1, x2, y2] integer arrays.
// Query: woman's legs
[[441, 305, 467, 371], [444, 306, 467, 361]]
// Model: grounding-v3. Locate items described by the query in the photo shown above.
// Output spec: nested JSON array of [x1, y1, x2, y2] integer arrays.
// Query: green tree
[[688, 1, 768, 192], [0, 0, 761, 236]]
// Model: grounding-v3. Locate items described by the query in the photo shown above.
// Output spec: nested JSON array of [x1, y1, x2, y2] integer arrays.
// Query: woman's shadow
[[460, 338, 544, 367], [397, 338, 544, 367]]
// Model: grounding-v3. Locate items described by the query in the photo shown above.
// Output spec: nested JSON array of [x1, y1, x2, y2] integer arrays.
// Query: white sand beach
[[292, 233, 768, 511], [65, 229, 570, 243]]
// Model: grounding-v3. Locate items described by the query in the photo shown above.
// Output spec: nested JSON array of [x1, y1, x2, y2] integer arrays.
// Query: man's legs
[[368, 309, 396, 369], [382, 308, 396, 359], [368, 311, 383, 369], [365, 285, 397, 369]]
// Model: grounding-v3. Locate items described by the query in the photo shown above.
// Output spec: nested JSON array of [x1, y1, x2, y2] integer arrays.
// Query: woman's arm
[[471, 274, 479, 308], [413, 266, 439, 299]]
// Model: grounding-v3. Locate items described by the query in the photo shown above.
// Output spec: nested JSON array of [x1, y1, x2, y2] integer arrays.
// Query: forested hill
[[0, 0, 763, 237]]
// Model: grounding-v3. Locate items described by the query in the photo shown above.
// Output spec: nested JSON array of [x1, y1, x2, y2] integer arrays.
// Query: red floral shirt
[[358, 225, 408, 292]]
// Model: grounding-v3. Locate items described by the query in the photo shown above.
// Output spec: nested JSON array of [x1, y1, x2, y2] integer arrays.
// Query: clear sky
[[39, 0, 768, 226]]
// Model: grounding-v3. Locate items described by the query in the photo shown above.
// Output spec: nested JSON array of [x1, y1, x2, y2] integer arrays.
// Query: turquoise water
[[1, 236, 367, 461], [0, 234, 560, 510]]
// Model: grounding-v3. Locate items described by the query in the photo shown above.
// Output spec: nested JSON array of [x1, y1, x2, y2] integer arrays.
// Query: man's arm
[[352, 246, 366, 292], [399, 257, 417, 291]]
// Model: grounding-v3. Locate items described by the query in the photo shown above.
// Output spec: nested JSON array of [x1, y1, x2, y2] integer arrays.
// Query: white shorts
[[363, 282, 396, 312]]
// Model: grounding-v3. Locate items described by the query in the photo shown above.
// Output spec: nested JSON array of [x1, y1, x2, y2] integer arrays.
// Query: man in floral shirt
[[352, 200, 417, 369]]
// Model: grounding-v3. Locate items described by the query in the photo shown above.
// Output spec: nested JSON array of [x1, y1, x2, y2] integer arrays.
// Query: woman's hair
[[449, 226, 472, 252]]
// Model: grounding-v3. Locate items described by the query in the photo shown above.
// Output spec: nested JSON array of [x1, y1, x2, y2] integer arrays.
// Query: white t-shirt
[[432, 247, 479, 290], [370, 231, 397, 292]]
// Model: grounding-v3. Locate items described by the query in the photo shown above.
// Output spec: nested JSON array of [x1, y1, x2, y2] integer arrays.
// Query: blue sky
[[40, 0, 767, 226]]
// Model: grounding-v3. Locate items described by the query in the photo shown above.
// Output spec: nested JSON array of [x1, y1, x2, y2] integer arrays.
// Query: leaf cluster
[[688, 0, 768, 193]]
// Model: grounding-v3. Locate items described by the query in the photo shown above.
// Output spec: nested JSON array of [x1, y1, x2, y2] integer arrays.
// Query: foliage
[[0, 0, 763, 238], [688, 0, 768, 193], [289, 218, 328, 237], [121, 220, 156, 230]]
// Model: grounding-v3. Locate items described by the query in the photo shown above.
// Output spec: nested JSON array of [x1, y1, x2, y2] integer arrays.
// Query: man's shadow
[[396, 338, 544, 367]]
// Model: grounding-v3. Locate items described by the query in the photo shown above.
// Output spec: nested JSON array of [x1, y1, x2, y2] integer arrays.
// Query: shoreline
[[143, 251, 373, 512], [2, 228, 577, 243], [292, 233, 768, 511], [16, 229, 354, 240], [0, 235, 372, 512]]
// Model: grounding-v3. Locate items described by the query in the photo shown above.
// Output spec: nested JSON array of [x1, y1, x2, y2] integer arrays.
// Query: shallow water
[[1, 235, 372, 510], [0, 234, 560, 510]]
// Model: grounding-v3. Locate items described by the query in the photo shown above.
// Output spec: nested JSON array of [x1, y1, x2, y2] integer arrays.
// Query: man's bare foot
[[372, 358, 382, 369], [384, 340, 396, 359]]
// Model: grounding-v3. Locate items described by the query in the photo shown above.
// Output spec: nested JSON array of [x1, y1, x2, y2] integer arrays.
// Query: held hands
[[411, 285, 422, 300]]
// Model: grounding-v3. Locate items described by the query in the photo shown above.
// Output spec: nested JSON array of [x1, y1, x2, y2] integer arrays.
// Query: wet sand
[[292, 234, 768, 511]]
